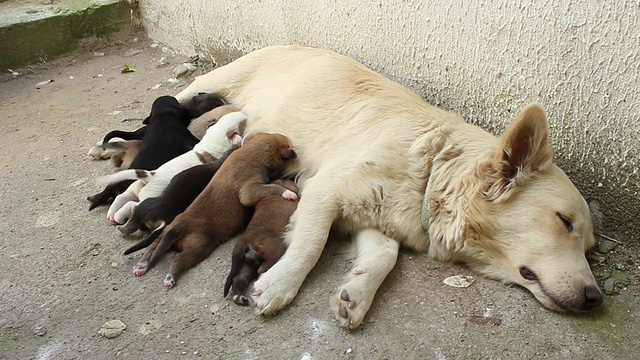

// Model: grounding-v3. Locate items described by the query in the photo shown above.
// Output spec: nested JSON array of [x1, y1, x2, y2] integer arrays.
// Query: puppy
[[129, 133, 298, 289], [87, 139, 142, 171], [181, 92, 227, 119], [100, 112, 248, 224], [87, 96, 198, 210], [224, 178, 299, 306], [187, 104, 239, 140], [119, 146, 239, 245]]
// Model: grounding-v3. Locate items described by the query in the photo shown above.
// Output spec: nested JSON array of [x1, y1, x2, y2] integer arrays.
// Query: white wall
[[139, 0, 640, 243]]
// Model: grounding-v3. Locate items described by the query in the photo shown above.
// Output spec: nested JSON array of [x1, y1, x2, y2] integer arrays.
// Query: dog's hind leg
[[162, 233, 214, 289], [114, 201, 138, 225], [252, 175, 339, 315], [106, 182, 142, 224], [329, 228, 400, 330]]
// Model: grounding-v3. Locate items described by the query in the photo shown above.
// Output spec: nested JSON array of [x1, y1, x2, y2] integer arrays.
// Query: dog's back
[[224, 179, 298, 305]]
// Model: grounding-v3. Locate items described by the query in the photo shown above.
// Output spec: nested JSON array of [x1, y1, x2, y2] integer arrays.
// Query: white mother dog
[[175, 45, 602, 329]]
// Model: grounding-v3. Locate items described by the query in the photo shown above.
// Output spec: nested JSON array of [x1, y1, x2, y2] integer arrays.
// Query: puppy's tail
[[224, 244, 247, 298], [97, 169, 154, 186], [123, 227, 163, 255]]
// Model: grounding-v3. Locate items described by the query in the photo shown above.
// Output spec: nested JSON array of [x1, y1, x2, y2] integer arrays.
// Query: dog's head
[[201, 111, 248, 150], [144, 96, 193, 127], [243, 133, 297, 174], [459, 103, 602, 312]]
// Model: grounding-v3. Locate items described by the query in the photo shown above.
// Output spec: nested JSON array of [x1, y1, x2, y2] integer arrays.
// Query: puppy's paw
[[330, 287, 370, 330], [232, 294, 250, 306], [252, 265, 302, 315], [162, 274, 176, 289], [163, 274, 176, 289], [281, 189, 298, 201], [132, 261, 148, 277]]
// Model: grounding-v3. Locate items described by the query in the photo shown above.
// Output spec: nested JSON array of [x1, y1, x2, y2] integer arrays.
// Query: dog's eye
[[556, 212, 573, 232], [519, 266, 538, 281]]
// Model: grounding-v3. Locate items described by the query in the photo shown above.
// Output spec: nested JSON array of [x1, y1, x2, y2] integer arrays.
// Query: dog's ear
[[281, 148, 297, 161], [142, 116, 150, 125], [482, 103, 554, 201], [496, 103, 553, 179]]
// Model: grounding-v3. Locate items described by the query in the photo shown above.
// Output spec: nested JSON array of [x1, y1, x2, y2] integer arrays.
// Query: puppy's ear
[[482, 103, 554, 201], [142, 116, 150, 125], [281, 148, 297, 161]]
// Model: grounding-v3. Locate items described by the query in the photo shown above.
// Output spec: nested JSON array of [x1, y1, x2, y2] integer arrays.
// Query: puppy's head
[[243, 133, 297, 174], [457, 103, 602, 312], [182, 93, 227, 118], [145, 96, 192, 127], [201, 111, 248, 149]]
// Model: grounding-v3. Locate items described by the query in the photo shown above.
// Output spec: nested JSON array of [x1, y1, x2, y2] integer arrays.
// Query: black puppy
[[182, 93, 227, 118], [95, 93, 224, 146], [120, 146, 239, 256], [87, 96, 199, 210]]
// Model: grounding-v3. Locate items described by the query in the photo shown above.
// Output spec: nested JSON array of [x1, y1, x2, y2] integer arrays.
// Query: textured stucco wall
[[139, 0, 639, 244]]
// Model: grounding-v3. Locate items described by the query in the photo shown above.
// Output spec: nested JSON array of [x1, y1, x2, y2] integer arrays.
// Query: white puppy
[[99, 111, 247, 224]]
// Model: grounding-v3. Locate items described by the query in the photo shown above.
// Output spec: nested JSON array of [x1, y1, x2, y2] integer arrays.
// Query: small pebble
[[99, 320, 126, 339], [598, 240, 618, 254], [125, 49, 143, 57]]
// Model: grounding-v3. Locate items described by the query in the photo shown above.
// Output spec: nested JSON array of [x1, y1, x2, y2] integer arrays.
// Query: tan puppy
[[173, 45, 603, 329], [87, 140, 142, 171], [224, 178, 299, 306], [187, 104, 239, 139], [130, 133, 298, 289]]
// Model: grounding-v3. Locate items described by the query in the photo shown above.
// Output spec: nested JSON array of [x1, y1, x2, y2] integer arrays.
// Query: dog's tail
[[224, 243, 247, 298], [123, 227, 163, 255], [97, 169, 155, 186]]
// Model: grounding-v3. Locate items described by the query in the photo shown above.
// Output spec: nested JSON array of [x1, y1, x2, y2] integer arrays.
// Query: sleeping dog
[[87, 96, 198, 210], [99, 112, 248, 224], [224, 178, 299, 306], [128, 133, 298, 289]]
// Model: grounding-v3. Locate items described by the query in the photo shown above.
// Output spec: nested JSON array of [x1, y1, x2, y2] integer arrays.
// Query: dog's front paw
[[329, 286, 372, 330], [252, 264, 302, 315], [281, 189, 298, 201]]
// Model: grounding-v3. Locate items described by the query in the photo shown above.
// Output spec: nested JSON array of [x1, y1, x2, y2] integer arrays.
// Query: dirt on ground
[[0, 28, 638, 360]]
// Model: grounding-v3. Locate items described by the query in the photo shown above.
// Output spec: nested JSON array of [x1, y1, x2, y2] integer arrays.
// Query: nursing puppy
[[224, 178, 299, 306], [87, 96, 198, 210], [188, 104, 239, 140], [129, 133, 297, 289], [99, 112, 248, 224], [119, 146, 239, 249], [87, 140, 142, 171], [174, 45, 603, 329]]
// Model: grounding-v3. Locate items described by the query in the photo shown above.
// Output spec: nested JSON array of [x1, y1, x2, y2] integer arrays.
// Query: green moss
[[0, 1, 132, 69], [571, 297, 639, 356]]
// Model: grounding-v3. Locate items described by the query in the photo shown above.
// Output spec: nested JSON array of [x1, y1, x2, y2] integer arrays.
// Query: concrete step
[[0, 0, 134, 69]]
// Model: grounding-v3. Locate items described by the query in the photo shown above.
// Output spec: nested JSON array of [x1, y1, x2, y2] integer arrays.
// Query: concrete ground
[[0, 28, 639, 360]]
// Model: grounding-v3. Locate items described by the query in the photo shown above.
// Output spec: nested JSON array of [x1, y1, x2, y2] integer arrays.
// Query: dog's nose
[[582, 285, 603, 310]]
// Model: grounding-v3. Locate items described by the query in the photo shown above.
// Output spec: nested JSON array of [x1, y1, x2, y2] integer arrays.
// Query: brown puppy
[[224, 178, 299, 305], [130, 133, 298, 288]]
